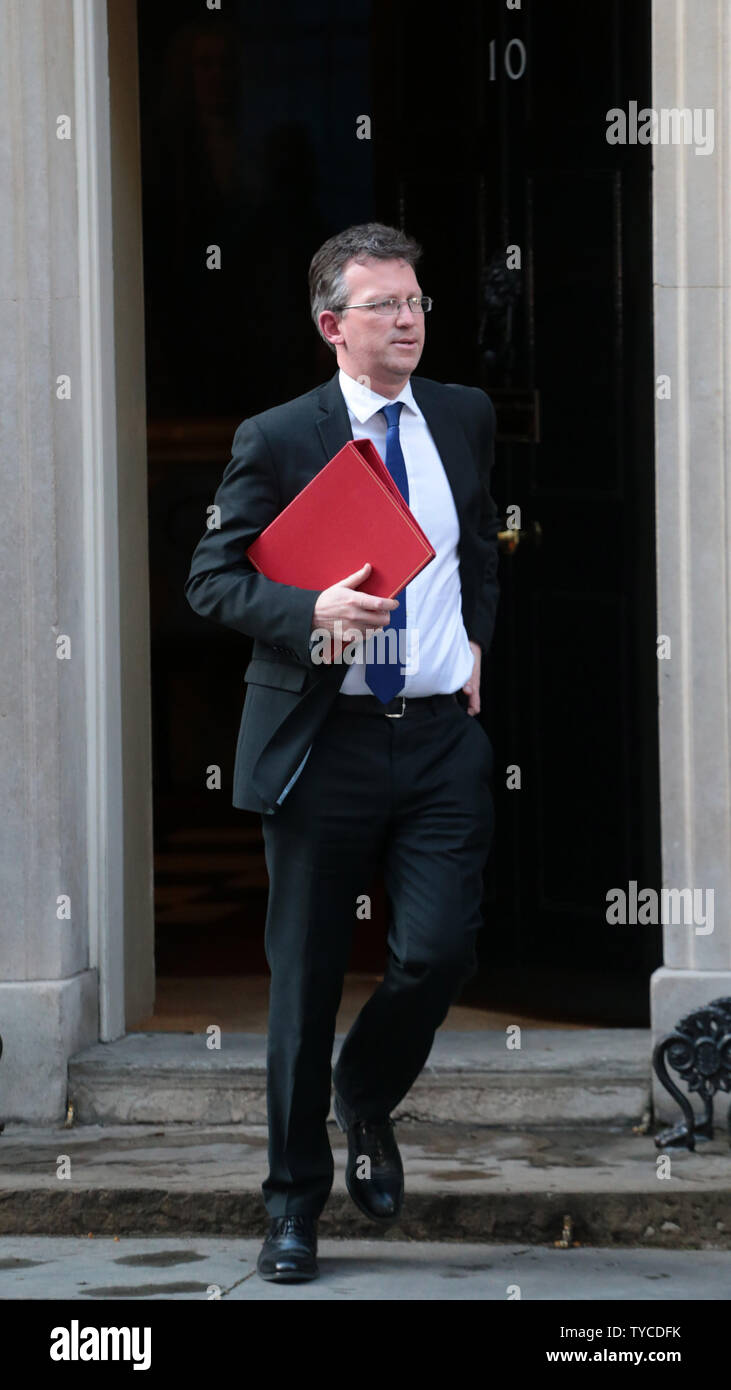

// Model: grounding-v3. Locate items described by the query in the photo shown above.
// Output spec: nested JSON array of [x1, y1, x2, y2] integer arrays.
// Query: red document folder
[[245, 439, 435, 597]]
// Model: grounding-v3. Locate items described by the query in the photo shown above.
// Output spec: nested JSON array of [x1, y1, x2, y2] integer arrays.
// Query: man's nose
[[395, 301, 418, 323]]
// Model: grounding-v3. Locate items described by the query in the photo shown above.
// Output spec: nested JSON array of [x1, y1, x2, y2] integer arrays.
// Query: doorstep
[[0, 1118, 728, 1248], [64, 1029, 653, 1126]]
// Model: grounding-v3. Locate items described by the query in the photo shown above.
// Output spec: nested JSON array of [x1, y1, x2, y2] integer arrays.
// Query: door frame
[[79, 0, 155, 1036], [95, 0, 730, 1044]]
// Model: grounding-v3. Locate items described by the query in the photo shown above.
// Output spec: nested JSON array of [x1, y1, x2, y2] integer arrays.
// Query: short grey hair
[[308, 222, 422, 355]]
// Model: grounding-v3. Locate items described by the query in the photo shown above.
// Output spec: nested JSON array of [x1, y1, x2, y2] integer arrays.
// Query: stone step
[[1, 1118, 729, 1248], [67, 1030, 653, 1126]]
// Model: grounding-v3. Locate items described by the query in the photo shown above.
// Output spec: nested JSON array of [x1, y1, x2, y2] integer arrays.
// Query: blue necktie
[[365, 401, 408, 702]]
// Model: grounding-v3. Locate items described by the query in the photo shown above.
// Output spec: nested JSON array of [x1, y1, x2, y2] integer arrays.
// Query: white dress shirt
[[337, 368, 475, 696]]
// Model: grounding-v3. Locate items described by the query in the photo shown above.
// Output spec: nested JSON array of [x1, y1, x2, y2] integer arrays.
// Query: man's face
[[329, 257, 426, 390]]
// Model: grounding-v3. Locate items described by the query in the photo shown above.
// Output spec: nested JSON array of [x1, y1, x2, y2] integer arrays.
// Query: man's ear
[[318, 309, 344, 349]]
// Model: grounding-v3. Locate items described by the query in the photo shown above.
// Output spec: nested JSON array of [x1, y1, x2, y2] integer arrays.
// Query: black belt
[[333, 692, 460, 719]]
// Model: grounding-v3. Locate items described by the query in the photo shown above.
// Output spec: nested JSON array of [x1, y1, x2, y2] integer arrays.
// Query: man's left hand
[[462, 640, 482, 715]]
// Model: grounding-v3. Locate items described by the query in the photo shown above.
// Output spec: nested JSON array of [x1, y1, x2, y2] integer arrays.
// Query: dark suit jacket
[[184, 371, 500, 815]]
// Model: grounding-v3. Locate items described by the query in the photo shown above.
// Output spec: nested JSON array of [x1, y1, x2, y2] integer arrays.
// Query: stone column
[[650, 0, 731, 1123], [0, 0, 153, 1122]]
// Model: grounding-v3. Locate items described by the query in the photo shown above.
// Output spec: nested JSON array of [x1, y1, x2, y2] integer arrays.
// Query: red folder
[[245, 439, 435, 597]]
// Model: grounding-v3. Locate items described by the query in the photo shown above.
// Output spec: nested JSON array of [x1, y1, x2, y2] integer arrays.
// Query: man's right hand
[[311, 562, 399, 663]]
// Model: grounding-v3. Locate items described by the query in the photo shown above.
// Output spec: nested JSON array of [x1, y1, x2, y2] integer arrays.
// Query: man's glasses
[[336, 296, 433, 316]]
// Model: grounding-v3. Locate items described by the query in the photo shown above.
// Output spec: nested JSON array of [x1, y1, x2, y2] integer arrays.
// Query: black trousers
[[259, 693, 495, 1217]]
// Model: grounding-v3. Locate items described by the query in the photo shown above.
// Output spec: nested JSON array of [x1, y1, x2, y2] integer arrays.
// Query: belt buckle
[[384, 694, 406, 718]]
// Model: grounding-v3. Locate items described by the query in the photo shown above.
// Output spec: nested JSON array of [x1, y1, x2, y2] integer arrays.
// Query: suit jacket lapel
[[316, 372, 353, 461], [409, 376, 473, 525]]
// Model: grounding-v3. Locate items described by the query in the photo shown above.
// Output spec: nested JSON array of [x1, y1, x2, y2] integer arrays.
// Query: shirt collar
[[338, 367, 422, 425]]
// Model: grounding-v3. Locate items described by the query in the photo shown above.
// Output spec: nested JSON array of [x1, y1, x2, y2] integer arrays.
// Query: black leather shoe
[[256, 1215, 319, 1283], [333, 1091, 404, 1222]]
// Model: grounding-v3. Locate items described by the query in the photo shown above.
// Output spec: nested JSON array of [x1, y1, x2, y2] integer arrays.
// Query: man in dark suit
[[184, 222, 500, 1283]]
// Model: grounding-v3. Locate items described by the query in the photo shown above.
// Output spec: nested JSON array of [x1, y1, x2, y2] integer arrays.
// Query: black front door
[[370, 0, 661, 1020]]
